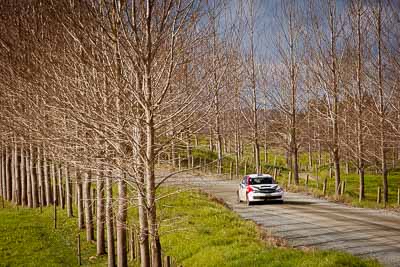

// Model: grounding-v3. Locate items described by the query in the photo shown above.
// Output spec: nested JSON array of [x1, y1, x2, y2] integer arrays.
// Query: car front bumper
[[248, 191, 284, 202]]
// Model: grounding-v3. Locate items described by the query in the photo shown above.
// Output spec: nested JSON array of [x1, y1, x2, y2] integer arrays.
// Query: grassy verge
[[0, 201, 106, 266], [287, 169, 400, 209]]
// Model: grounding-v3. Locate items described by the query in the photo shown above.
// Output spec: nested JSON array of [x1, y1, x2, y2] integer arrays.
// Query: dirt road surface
[[166, 174, 400, 267]]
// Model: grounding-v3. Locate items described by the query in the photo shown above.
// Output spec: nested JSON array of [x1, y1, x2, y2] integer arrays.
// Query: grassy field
[[286, 168, 400, 209], [0, 188, 381, 267]]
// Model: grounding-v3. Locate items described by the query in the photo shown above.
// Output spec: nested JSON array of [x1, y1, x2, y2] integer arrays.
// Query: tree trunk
[[84, 171, 93, 240], [133, 118, 150, 267], [37, 147, 45, 207], [235, 151, 239, 178], [96, 169, 105, 255], [376, 0, 388, 204], [1, 145, 5, 201], [13, 141, 21, 204], [382, 131, 388, 204], [6, 146, 11, 201], [254, 142, 260, 173], [51, 161, 58, 206], [11, 142, 15, 203], [308, 143, 313, 171], [117, 173, 127, 267], [216, 129, 223, 174], [138, 189, 150, 267], [293, 145, 299, 185], [223, 136, 227, 154], [57, 163, 64, 209], [170, 138, 176, 168], [144, 64, 161, 266], [30, 144, 38, 208], [289, 11, 299, 185], [186, 133, 192, 169], [76, 169, 84, 230], [333, 149, 341, 195], [264, 143, 268, 165], [43, 149, 51, 205], [20, 145, 26, 207], [209, 128, 214, 152], [330, 3, 341, 196], [106, 170, 115, 267], [146, 119, 161, 267], [307, 107, 313, 172], [25, 150, 32, 207], [65, 165, 73, 217], [239, 137, 244, 159], [355, 0, 365, 202]]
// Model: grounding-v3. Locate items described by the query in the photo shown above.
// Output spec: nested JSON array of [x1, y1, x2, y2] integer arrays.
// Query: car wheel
[[246, 196, 252, 206], [278, 200, 284, 204], [237, 191, 242, 203]]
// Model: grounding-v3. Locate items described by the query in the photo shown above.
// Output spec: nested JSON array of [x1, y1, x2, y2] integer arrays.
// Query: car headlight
[[276, 186, 283, 192]]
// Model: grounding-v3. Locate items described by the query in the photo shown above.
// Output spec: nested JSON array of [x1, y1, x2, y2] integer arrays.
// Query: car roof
[[247, 174, 273, 178]]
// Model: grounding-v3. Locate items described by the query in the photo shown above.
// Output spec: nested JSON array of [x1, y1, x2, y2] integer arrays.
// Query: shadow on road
[[281, 200, 315, 205], [250, 200, 315, 206]]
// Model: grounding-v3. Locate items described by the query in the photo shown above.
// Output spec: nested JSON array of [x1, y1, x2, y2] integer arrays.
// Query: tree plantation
[[0, 0, 399, 267]]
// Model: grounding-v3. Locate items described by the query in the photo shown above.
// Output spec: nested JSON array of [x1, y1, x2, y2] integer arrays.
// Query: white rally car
[[237, 174, 284, 205]]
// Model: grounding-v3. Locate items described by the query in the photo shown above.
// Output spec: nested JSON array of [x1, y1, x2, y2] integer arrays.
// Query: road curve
[[166, 174, 400, 267]]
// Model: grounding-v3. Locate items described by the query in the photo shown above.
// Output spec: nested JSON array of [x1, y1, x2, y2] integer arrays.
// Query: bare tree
[[238, 0, 262, 173], [370, 0, 389, 204], [272, 0, 305, 184], [347, 0, 368, 201], [308, 0, 345, 195]]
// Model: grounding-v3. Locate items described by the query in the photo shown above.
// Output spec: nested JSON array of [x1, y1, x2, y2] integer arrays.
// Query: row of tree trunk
[[0, 141, 135, 267]]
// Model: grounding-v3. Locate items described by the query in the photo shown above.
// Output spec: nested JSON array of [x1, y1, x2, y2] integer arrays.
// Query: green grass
[[0, 201, 106, 267], [345, 171, 400, 207], [294, 168, 400, 208]]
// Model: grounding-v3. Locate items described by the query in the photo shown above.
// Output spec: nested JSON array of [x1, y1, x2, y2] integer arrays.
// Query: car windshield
[[249, 177, 274, 185]]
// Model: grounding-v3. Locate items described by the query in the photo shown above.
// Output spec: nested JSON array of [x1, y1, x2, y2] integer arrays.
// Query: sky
[[221, 0, 350, 61]]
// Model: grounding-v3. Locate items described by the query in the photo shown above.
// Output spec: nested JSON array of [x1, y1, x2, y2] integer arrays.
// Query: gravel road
[[166, 174, 400, 267]]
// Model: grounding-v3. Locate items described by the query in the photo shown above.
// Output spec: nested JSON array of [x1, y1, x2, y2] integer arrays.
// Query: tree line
[[195, 0, 400, 205]]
